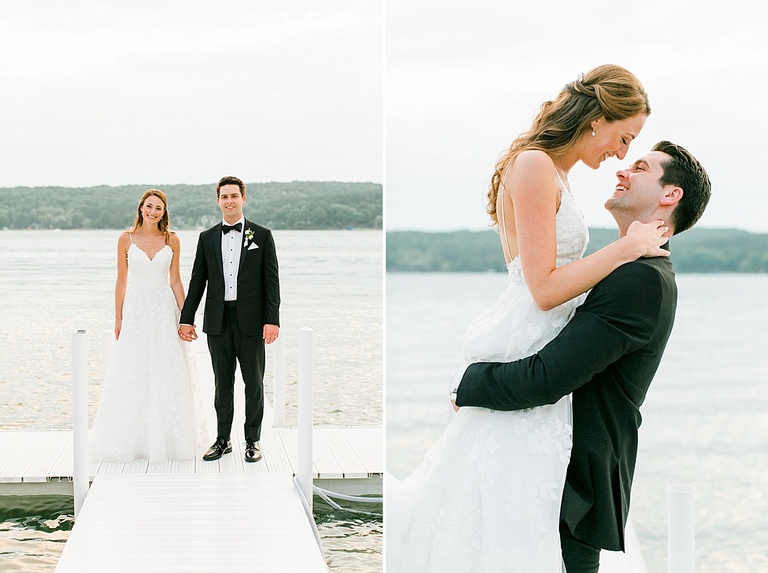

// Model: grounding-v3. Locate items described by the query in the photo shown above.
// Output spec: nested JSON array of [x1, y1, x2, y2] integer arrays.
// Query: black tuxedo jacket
[[456, 254, 677, 551], [180, 219, 280, 336]]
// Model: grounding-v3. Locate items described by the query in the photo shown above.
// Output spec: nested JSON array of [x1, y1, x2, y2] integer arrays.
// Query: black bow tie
[[222, 222, 242, 234]]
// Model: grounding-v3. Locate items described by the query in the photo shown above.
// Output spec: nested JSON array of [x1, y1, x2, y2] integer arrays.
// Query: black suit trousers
[[560, 521, 601, 573], [207, 302, 265, 442]]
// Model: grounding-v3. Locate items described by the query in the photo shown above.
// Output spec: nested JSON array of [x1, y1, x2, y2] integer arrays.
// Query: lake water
[[387, 272, 768, 573], [0, 229, 383, 572]]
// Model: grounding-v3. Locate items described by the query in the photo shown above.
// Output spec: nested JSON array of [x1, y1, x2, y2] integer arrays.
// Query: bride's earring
[[591, 129, 596, 137]]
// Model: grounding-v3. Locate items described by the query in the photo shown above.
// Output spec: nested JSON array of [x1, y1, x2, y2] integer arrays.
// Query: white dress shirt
[[221, 217, 244, 301]]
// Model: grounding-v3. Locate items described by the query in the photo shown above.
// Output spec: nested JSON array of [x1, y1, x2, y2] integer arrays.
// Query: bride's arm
[[168, 233, 186, 312], [114, 233, 130, 339], [508, 152, 665, 311]]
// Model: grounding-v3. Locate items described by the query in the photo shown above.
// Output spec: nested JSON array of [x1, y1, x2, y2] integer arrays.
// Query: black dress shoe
[[244, 440, 262, 463], [203, 438, 232, 461]]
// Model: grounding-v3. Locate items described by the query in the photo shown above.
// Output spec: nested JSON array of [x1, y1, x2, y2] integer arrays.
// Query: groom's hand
[[449, 364, 470, 412], [263, 324, 279, 345], [178, 324, 197, 341]]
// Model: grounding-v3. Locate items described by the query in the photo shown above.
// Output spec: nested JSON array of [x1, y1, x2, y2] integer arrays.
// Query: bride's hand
[[114, 319, 122, 340], [625, 220, 670, 258]]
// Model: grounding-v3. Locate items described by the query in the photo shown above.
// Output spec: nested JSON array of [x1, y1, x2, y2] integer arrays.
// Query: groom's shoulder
[[590, 259, 670, 301], [245, 219, 273, 234], [201, 223, 221, 235]]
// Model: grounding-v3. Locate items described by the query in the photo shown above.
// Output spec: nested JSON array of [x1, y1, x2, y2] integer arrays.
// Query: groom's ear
[[660, 186, 683, 207]]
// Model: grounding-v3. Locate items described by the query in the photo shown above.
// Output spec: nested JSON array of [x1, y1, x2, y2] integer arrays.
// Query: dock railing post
[[272, 334, 286, 428], [297, 327, 314, 511], [668, 484, 695, 573], [72, 330, 89, 518]]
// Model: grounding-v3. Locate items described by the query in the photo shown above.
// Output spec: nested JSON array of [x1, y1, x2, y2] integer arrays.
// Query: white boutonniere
[[244, 229, 254, 247]]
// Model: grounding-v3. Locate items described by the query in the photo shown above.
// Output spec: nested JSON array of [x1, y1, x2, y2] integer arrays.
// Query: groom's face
[[605, 151, 671, 220], [218, 184, 246, 223]]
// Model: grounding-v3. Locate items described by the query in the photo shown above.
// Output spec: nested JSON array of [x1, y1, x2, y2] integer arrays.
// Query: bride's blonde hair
[[487, 64, 650, 225]]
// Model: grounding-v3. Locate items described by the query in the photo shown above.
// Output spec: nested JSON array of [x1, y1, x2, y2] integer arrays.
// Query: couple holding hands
[[89, 176, 280, 466]]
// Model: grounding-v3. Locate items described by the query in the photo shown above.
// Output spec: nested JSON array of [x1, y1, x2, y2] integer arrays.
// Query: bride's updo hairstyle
[[130, 189, 171, 240], [487, 64, 651, 225]]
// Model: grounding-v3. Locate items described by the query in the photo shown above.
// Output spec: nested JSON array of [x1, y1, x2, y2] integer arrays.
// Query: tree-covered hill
[[0, 181, 382, 230], [387, 228, 768, 273]]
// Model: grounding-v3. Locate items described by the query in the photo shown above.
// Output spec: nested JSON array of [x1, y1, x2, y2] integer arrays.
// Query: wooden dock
[[0, 330, 382, 571], [0, 422, 382, 497], [54, 473, 328, 572]]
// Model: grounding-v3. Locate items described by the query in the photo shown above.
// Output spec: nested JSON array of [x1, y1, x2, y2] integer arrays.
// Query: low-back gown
[[387, 171, 589, 572], [90, 239, 208, 462]]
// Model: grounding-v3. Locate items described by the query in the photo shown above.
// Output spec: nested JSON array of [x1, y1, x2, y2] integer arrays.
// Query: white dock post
[[102, 329, 114, 375], [668, 484, 695, 573], [272, 334, 286, 428], [72, 329, 89, 518], [297, 327, 315, 511]]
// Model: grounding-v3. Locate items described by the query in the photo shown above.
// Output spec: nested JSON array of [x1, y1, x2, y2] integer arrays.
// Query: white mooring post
[[72, 330, 89, 518], [272, 334, 286, 428], [668, 484, 695, 573], [297, 327, 315, 511]]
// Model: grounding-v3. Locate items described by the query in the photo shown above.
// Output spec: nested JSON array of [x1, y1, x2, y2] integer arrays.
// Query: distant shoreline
[[386, 228, 768, 273], [0, 182, 382, 231]]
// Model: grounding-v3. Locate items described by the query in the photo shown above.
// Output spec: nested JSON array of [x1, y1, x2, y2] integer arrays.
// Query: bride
[[386, 65, 666, 571], [90, 189, 208, 462]]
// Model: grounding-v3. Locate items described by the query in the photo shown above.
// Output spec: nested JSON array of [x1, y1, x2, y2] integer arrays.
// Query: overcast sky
[[0, 1, 382, 188], [387, 0, 768, 233], [4, 2, 767, 233]]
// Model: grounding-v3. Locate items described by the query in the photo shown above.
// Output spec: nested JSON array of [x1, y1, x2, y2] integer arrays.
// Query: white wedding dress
[[387, 172, 589, 572], [90, 239, 209, 462]]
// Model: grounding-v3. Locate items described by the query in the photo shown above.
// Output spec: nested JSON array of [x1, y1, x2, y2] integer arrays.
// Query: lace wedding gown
[[387, 173, 589, 572], [90, 240, 209, 462]]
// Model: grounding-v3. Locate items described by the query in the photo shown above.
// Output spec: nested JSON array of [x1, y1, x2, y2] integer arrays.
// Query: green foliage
[[0, 181, 382, 230], [386, 230, 504, 272], [387, 228, 768, 273]]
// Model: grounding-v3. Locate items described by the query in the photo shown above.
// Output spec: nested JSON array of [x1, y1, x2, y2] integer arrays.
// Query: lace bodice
[[506, 186, 589, 286], [127, 244, 173, 286]]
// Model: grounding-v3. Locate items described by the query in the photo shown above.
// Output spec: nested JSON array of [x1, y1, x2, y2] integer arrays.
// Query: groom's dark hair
[[652, 141, 711, 234], [216, 175, 246, 198]]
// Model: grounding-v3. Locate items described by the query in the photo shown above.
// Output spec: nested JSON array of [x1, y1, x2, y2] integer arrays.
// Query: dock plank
[[316, 428, 369, 478], [0, 426, 381, 486], [0, 432, 39, 481], [121, 458, 149, 474], [340, 428, 383, 474], [22, 431, 72, 482], [258, 427, 293, 474], [54, 474, 328, 572], [312, 431, 344, 479], [46, 431, 74, 479]]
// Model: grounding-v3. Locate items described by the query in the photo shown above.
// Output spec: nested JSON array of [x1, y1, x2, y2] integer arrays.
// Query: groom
[[179, 176, 280, 463], [453, 141, 711, 572]]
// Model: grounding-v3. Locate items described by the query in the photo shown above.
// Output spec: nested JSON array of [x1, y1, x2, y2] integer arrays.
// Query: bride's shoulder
[[167, 232, 181, 248], [509, 150, 555, 173], [504, 150, 558, 194], [117, 231, 131, 246]]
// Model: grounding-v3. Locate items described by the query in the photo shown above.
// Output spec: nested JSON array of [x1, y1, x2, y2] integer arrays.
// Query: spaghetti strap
[[128, 232, 134, 245], [498, 180, 514, 265], [553, 166, 570, 195]]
